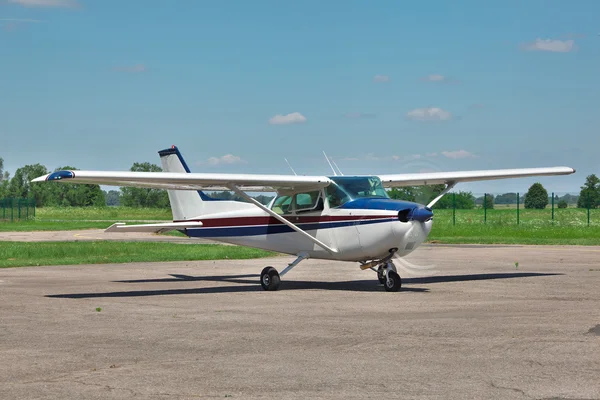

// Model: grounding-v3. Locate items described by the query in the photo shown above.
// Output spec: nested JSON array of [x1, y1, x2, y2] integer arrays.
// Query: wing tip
[[31, 174, 50, 183]]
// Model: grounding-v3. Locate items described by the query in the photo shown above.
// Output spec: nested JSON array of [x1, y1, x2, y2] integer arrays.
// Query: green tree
[[577, 174, 600, 209], [560, 193, 579, 205], [9, 164, 50, 206], [0, 157, 6, 181], [557, 200, 568, 209], [495, 192, 518, 205], [436, 191, 475, 209], [524, 183, 549, 209], [475, 194, 494, 209], [388, 187, 418, 202], [0, 158, 7, 198], [45, 166, 105, 207], [120, 162, 170, 208], [388, 185, 474, 209], [104, 190, 121, 206]]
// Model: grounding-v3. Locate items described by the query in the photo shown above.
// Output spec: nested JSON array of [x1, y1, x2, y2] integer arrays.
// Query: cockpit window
[[271, 195, 292, 215], [270, 190, 324, 215], [326, 176, 389, 208]]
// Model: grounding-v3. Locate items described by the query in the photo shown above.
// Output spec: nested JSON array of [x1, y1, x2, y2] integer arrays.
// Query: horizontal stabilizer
[[105, 221, 203, 234]]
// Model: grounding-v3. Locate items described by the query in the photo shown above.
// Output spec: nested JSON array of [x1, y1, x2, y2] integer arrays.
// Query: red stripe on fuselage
[[174, 215, 397, 228]]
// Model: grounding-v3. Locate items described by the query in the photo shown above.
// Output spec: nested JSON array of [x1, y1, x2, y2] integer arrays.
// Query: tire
[[260, 266, 281, 291], [384, 271, 402, 292], [377, 266, 386, 284]]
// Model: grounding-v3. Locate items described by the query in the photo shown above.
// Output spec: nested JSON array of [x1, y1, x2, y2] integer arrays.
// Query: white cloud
[[406, 107, 452, 121], [441, 150, 477, 159], [373, 74, 390, 83], [521, 38, 575, 53], [392, 154, 422, 162], [205, 154, 245, 166], [423, 74, 446, 82], [268, 112, 306, 125], [112, 64, 146, 73], [343, 112, 376, 119], [8, 0, 78, 7], [0, 18, 41, 22]]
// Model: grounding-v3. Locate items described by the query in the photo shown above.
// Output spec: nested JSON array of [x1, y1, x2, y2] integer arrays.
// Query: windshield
[[326, 176, 389, 208]]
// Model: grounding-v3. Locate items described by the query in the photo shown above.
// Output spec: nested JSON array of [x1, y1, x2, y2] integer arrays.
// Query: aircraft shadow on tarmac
[[45, 272, 561, 299]]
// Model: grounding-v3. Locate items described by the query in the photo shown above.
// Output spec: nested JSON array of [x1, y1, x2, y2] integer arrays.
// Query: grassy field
[[1, 206, 599, 245], [0, 206, 171, 231], [35, 206, 172, 221], [433, 208, 599, 227], [0, 242, 275, 268]]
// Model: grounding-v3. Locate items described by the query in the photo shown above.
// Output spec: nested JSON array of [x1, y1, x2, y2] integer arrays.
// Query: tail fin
[[158, 145, 254, 221], [158, 145, 209, 220]]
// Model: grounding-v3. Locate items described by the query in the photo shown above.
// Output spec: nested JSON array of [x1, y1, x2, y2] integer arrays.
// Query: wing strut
[[227, 184, 339, 254], [427, 181, 457, 208]]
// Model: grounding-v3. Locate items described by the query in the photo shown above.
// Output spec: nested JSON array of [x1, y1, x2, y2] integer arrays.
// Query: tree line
[[0, 159, 273, 207], [1, 157, 598, 209], [383, 175, 600, 210]]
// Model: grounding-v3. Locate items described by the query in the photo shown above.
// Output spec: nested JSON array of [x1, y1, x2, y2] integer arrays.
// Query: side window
[[326, 184, 350, 208], [271, 195, 292, 215], [293, 190, 323, 213]]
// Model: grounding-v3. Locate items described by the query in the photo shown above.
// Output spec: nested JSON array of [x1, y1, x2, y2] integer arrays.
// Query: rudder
[[158, 145, 206, 220]]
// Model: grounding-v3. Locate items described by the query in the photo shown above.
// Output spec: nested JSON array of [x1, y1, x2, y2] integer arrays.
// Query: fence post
[[551, 192, 554, 223], [517, 193, 520, 225], [10, 198, 14, 222], [588, 191, 591, 227], [484, 193, 487, 224], [452, 192, 456, 226]]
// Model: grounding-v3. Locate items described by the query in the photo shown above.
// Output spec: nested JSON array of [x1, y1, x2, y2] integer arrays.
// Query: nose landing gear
[[360, 249, 402, 292]]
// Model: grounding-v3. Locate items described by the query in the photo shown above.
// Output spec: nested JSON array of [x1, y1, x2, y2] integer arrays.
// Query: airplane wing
[[379, 167, 575, 188], [31, 170, 331, 192]]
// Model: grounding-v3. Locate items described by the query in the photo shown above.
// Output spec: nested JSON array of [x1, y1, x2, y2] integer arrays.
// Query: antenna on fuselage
[[323, 151, 337, 176], [284, 158, 297, 176], [331, 158, 344, 176]]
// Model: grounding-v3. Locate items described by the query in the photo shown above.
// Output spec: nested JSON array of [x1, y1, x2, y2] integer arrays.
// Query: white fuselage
[[182, 204, 433, 262]]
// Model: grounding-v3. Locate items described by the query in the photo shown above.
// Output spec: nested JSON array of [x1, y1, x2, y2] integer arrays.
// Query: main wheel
[[260, 266, 281, 291], [377, 266, 386, 284], [384, 270, 402, 292]]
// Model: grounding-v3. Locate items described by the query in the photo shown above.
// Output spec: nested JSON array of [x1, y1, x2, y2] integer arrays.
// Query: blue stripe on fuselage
[[184, 217, 396, 238]]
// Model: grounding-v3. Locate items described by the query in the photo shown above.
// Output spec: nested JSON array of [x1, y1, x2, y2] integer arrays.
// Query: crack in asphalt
[[490, 381, 531, 398]]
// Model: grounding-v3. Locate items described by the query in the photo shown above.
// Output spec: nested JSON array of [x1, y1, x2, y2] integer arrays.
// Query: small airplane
[[33, 146, 575, 292]]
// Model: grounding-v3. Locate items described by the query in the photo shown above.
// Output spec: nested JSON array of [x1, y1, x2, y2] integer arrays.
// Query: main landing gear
[[260, 252, 309, 291], [361, 248, 402, 292]]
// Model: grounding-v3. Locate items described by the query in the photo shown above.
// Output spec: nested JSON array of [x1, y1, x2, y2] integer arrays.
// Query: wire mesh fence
[[436, 191, 598, 227], [0, 198, 36, 222]]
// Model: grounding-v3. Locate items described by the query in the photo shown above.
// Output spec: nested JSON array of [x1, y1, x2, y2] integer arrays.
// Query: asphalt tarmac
[[0, 245, 599, 399]]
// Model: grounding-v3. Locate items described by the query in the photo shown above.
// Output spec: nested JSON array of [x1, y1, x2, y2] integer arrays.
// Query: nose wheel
[[371, 260, 402, 292], [384, 269, 402, 292]]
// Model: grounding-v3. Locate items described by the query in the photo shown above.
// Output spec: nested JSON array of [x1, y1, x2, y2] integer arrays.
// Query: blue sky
[[1, 0, 598, 194]]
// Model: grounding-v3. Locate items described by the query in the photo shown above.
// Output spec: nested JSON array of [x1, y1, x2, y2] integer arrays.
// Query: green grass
[[1, 206, 599, 245], [0, 206, 172, 231], [35, 206, 172, 221], [429, 208, 600, 245], [0, 241, 275, 268]]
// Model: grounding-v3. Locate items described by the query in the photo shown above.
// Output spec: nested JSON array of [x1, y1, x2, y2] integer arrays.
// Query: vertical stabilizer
[[158, 145, 206, 220], [158, 145, 255, 221]]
